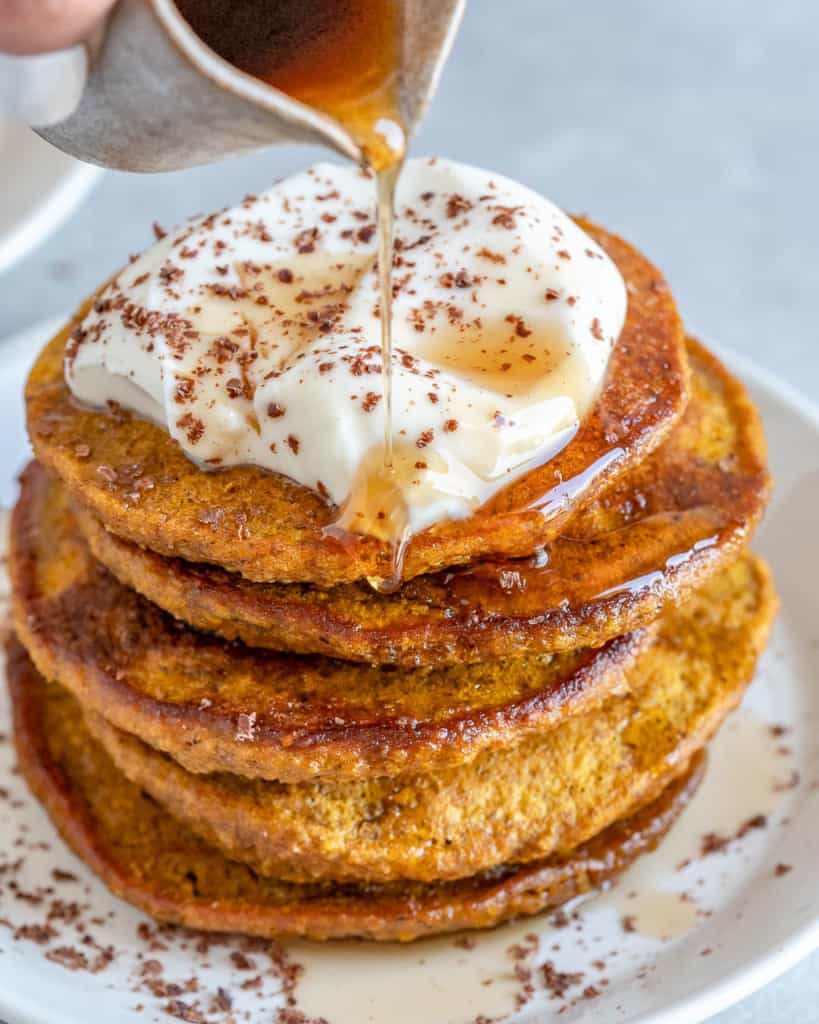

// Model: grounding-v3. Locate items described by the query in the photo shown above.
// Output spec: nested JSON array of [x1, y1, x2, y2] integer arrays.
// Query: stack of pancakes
[[8, 223, 776, 942]]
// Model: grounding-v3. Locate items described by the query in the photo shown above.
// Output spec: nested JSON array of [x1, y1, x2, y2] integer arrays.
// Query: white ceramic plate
[[0, 123, 100, 276], [0, 319, 817, 1024]]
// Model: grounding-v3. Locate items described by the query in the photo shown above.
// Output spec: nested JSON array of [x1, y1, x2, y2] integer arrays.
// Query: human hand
[[0, 0, 117, 55]]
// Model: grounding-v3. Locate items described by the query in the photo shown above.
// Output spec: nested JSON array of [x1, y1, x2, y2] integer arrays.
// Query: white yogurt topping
[[66, 158, 627, 537]]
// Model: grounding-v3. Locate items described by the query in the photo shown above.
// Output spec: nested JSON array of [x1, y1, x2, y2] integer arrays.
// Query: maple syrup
[[423, 505, 728, 617], [174, 0, 406, 169], [413, 319, 576, 399], [177, 0, 408, 585]]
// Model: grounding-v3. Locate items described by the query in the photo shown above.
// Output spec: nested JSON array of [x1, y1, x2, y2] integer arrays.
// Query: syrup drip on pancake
[[433, 505, 726, 615]]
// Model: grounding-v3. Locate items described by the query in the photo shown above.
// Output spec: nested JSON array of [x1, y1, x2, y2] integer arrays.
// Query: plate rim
[[0, 319, 818, 1024], [0, 129, 101, 277], [635, 337, 819, 1024]]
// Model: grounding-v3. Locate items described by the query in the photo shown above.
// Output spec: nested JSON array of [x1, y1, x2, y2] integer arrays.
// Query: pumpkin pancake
[[26, 222, 687, 587], [11, 461, 654, 783], [81, 555, 774, 884], [76, 339, 769, 666], [8, 641, 704, 941]]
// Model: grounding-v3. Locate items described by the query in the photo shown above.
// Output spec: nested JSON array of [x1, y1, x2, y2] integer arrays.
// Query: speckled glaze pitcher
[[37, 0, 465, 172]]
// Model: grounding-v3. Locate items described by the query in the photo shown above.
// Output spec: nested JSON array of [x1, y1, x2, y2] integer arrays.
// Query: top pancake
[[76, 339, 769, 665], [26, 221, 687, 586]]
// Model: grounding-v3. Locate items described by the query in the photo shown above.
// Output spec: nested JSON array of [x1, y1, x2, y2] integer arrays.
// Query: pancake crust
[[26, 222, 687, 586], [11, 462, 651, 783], [77, 339, 769, 666], [81, 556, 775, 884], [8, 642, 704, 942]]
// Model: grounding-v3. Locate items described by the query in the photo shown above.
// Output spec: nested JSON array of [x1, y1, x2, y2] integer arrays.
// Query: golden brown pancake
[[8, 642, 704, 942], [11, 461, 652, 783], [81, 555, 775, 884], [76, 339, 769, 666], [26, 222, 687, 586]]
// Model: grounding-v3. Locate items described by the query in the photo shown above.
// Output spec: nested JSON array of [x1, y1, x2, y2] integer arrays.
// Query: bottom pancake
[[9, 640, 703, 943]]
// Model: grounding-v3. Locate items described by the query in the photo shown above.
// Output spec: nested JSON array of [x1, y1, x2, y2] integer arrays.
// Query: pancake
[[80, 555, 775, 884], [76, 339, 770, 666], [11, 461, 651, 783], [26, 222, 687, 587], [8, 642, 705, 941]]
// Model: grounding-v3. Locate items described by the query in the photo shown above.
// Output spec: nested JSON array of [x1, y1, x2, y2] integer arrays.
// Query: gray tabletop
[[0, 1, 817, 1020]]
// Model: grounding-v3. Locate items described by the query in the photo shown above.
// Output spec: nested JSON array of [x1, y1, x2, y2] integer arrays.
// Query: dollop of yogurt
[[66, 158, 627, 537]]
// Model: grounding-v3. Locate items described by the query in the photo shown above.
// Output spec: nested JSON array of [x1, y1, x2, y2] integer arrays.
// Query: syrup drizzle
[[426, 505, 728, 616], [375, 161, 402, 470], [176, 0, 409, 587], [331, 157, 407, 593]]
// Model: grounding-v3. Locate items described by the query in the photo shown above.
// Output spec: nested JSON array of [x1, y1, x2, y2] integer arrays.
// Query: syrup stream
[[376, 162, 401, 470], [175, 0, 411, 586], [321, 156, 409, 591]]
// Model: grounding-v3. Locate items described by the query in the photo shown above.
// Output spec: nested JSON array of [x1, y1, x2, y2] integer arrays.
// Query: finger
[[0, 0, 116, 55]]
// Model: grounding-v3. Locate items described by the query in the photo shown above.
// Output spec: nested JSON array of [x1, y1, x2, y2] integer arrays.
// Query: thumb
[[0, 0, 117, 55]]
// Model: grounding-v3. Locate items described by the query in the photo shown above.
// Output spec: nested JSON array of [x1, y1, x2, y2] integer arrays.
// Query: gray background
[[0, 0, 817, 1020]]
